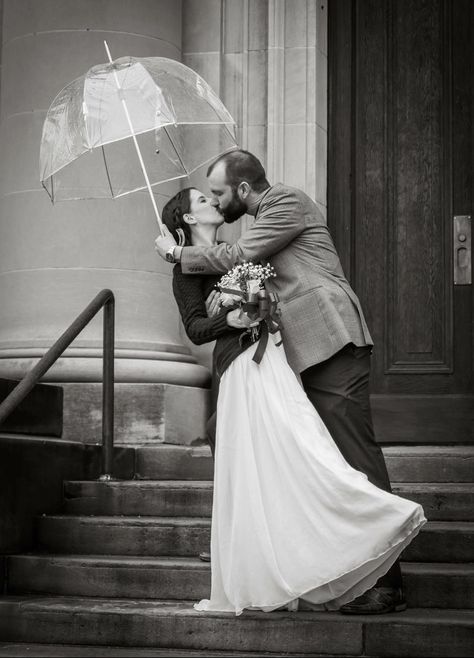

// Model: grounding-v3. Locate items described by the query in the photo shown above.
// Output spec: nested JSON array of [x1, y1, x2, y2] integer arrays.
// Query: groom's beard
[[223, 190, 247, 224]]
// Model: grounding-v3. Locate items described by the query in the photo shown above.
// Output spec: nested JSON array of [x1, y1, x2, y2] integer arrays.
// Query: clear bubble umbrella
[[40, 42, 238, 233]]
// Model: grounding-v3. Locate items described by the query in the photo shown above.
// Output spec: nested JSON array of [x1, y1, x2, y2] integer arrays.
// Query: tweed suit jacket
[[180, 183, 373, 373]]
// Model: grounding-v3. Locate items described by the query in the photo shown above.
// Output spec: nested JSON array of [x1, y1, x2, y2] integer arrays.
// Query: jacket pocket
[[282, 285, 323, 304]]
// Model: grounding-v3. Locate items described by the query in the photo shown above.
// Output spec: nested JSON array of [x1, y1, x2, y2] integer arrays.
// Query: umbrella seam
[[41, 122, 235, 182]]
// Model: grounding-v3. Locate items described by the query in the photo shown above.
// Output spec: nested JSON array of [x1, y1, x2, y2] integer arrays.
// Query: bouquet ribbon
[[241, 290, 282, 364]]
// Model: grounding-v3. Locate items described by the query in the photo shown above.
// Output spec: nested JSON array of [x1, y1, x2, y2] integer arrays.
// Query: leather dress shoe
[[199, 551, 211, 562], [339, 587, 407, 615]]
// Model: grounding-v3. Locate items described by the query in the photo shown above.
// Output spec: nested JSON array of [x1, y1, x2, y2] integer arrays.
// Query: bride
[[162, 187, 426, 616]]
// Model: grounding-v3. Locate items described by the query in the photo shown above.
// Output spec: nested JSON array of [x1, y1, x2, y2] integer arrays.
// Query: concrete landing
[[0, 643, 319, 657], [0, 597, 473, 657]]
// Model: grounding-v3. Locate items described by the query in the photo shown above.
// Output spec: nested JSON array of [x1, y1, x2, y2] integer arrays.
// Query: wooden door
[[328, 0, 473, 443]]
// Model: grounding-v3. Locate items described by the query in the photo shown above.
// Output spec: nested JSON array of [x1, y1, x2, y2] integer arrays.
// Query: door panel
[[328, 0, 473, 442]]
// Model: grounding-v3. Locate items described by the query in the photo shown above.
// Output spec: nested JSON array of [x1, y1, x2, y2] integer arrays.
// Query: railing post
[[0, 289, 116, 480], [100, 293, 115, 480]]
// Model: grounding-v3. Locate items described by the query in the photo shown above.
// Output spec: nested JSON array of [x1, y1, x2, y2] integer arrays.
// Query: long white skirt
[[194, 339, 426, 615]]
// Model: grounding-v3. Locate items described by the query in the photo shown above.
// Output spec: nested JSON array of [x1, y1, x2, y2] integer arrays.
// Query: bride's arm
[[172, 268, 237, 346]]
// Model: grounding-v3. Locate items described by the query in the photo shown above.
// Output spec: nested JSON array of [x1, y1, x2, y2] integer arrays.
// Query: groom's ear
[[238, 181, 251, 199]]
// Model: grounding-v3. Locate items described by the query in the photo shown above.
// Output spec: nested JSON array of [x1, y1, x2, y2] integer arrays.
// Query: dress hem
[[193, 508, 426, 616]]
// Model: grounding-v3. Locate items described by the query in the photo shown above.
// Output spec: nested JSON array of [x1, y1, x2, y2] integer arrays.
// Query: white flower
[[247, 279, 261, 294], [217, 261, 277, 294], [220, 291, 242, 307]]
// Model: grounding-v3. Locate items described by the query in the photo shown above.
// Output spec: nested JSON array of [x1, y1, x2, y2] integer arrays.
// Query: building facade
[[0, 0, 472, 444]]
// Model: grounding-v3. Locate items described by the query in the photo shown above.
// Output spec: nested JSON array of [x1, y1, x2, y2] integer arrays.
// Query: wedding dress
[[194, 336, 426, 615]]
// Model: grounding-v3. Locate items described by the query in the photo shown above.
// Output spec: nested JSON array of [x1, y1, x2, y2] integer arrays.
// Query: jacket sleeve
[[180, 189, 306, 274], [172, 268, 235, 345]]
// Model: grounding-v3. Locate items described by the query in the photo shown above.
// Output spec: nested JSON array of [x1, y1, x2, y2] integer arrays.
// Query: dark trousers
[[301, 343, 402, 589], [206, 343, 402, 590], [206, 410, 217, 460], [205, 364, 219, 460]]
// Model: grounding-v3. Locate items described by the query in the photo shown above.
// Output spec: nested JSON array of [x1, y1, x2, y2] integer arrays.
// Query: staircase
[[1, 444, 474, 657]]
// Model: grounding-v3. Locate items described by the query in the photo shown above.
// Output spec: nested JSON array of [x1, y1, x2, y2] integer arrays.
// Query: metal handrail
[[0, 289, 115, 480]]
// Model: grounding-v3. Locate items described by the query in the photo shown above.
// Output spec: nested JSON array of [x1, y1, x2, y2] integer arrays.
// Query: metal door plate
[[454, 215, 471, 285]]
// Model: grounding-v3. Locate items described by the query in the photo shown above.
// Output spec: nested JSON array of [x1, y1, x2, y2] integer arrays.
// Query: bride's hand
[[205, 290, 222, 317], [154, 225, 177, 260], [226, 308, 259, 329]]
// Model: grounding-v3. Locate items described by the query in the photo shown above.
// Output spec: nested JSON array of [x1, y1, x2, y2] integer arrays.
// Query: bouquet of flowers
[[217, 262, 281, 363], [218, 261, 276, 305]]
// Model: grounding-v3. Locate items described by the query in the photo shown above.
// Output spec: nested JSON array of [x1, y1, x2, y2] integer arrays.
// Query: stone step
[[135, 446, 213, 481], [37, 516, 474, 562], [393, 483, 474, 521], [7, 555, 474, 610], [0, 643, 323, 657], [7, 555, 209, 601], [63, 480, 214, 517], [134, 445, 474, 483], [63, 480, 474, 521], [402, 522, 474, 563], [0, 596, 473, 657], [403, 563, 474, 609], [37, 515, 211, 557], [384, 446, 474, 483]]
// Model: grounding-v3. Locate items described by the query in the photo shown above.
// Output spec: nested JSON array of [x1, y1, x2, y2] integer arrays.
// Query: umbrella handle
[[103, 41, 165, 237]]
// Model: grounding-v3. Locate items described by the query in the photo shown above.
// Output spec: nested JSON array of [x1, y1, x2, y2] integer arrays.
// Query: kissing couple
[[155, 149, 425, 616]]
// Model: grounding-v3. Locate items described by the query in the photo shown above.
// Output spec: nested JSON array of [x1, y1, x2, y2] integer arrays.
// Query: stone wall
[[182, 0, 327, 217]]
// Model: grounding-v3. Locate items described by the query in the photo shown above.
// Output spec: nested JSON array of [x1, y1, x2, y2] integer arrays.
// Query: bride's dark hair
[[162, 187, 196, 247]]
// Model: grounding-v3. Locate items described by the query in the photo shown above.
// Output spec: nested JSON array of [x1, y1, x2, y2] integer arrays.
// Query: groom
[[155, 149, 405, 615]]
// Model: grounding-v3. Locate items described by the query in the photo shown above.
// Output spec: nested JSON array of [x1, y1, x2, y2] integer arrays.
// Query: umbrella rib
[[163, 126, 189, 175], [103, 40, 164, 233], [101, 146, 115, 198]]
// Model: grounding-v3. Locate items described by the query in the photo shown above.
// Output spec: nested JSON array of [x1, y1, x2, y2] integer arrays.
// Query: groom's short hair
[[207, 149, 270, 193]]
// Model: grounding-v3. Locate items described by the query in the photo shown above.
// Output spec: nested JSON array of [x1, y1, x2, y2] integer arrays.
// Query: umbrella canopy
[[40, 55, 238, 205]]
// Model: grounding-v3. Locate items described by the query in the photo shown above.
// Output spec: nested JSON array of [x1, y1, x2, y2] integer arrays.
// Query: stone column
[[0, 0, 211, 444], [266, 0, 327, 217]]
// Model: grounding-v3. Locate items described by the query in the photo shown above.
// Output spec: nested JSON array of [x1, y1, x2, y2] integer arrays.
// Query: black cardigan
[[172, 264, 252, 378]]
